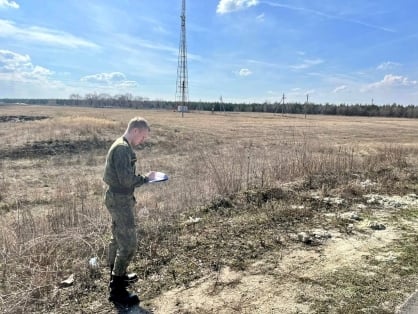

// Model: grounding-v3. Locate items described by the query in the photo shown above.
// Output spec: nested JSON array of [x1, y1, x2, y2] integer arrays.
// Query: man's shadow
[[111, 301, 153, 314]]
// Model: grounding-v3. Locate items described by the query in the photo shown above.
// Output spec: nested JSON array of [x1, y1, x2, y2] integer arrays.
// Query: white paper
[[148, 171, 168, 183]]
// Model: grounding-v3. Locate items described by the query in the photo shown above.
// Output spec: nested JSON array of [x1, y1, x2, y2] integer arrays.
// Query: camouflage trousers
[[105, 190, 137, 277]]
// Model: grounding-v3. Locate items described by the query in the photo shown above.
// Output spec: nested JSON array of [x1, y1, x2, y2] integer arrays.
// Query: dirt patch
[[0, 138, 112, 159], [150, 228, 403, 314], [148, 193, 418, 314], [151, 264, 312, 314], [150, 239, 366, 313], [0, 115, 49, 123]]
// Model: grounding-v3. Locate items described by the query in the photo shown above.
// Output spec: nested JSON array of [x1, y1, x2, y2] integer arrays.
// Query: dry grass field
[[1, 104, 418, 313]]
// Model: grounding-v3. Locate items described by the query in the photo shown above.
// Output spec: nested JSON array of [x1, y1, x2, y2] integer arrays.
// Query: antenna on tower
[[175, 0, 189, 118]]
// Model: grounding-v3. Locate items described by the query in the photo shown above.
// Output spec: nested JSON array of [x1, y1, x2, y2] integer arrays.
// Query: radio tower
[[175, 0, 188, 117]]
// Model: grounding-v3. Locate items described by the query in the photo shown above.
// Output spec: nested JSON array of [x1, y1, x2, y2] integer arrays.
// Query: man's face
[[132, 128, 149, 147]]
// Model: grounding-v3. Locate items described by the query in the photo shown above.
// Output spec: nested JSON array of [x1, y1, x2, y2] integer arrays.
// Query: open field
[[1, 104, 418, 313]]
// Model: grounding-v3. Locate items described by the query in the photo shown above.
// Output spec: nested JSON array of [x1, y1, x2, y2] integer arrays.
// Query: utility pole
[[175, 0, 188, 118], [305, 94, 309, 119], [274, 93, 286, 115], [219, 95, 225, 114], [281, 93, 286, 116]]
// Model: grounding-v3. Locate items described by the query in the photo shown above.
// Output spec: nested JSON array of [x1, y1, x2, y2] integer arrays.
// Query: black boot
[[121, 272, 138, 283], [108, 276, 139, 305], [110, 264, 138, 285]]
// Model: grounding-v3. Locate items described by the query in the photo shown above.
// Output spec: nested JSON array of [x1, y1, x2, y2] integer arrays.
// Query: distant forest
[[1, 94, 418, 118]]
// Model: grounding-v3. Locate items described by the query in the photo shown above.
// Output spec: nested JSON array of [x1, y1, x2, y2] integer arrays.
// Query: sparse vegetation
[[0, 105, 418, 313]]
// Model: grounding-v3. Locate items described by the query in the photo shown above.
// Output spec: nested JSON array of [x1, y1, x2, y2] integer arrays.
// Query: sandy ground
[[149, 194, 418, 314]]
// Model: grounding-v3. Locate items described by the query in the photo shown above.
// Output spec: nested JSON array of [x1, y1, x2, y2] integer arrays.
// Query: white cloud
[[0, 54, 137, 97], [0, 49, 30, 67], [291, 59, 324, 70], [256, 13, 265, 22], [116, 80, 138, 88], [81, 72, 126, 84], [80, 72, 138, 88], [0, 0, 19, 9], [263, 1, 395, 33], [0, 49, 53, 81], [135, 37, 177, 54], [333, 85, 347, 93], [246, 59, 282, 70], [216, 0, 259, 14], [239, 68, 252, 76], [376, 61, 401, 71], [288, 88, 315, 98], [363, 74, 417, 91], [0, 19, 98, 48]]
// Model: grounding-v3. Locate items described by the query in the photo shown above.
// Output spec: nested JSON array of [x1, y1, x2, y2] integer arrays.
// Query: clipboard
[[148, 171, 169, 183]]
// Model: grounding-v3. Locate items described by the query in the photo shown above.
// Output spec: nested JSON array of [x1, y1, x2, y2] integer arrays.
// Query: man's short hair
[[127, 117, 150, 132]]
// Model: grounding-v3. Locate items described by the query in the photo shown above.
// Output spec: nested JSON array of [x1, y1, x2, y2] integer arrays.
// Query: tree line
[[1, 94, 418, 118]]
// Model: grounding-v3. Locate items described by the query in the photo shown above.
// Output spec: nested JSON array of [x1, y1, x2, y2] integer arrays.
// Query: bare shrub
[[1, 116, 124, 151], [0, 164, 8, 203], [364, 145, 409, 171], [0, 174, 109, 313], [194, 138, 359, 198]]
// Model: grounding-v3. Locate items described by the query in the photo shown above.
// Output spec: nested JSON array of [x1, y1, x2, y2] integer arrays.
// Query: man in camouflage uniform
[[103, 117, 155, 305]]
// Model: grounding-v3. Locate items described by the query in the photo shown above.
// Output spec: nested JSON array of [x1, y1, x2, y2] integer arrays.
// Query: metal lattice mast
[[175, 0, 188, 117]]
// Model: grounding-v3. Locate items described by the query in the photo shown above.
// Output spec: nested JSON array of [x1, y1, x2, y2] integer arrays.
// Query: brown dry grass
[[1, 105, 418, 313]]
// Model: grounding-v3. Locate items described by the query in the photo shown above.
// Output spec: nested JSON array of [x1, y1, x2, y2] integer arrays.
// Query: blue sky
[[1, 0, 417, 105]]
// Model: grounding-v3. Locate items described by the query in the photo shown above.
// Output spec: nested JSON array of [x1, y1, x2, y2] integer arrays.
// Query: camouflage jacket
[[103, 137, 148, 192]]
